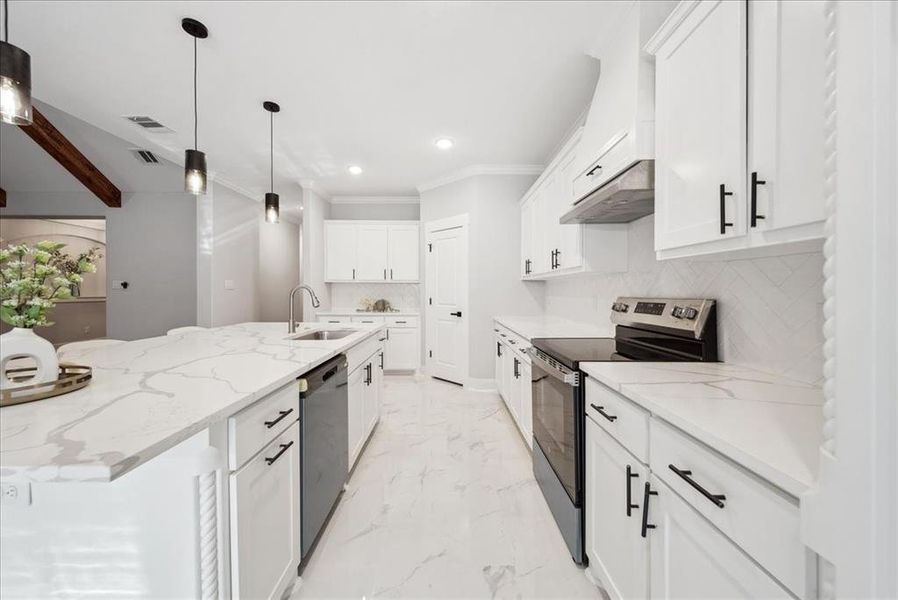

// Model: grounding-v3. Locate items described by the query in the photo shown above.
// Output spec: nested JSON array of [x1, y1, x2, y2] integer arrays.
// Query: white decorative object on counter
[[0, 327, 59, 388]]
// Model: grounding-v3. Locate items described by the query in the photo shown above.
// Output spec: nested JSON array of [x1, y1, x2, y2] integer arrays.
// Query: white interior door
[[425, 216, 468, 385]]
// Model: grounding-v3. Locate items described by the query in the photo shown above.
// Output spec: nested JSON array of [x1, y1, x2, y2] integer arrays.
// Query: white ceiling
[[8, 1, 630, 198]]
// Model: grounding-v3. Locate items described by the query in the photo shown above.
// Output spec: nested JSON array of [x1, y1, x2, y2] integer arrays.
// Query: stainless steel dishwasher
[[298, 353, 348, 562]]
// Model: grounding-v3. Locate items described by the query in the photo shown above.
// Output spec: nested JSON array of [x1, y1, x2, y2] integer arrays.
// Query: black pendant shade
[[263, 101, 280, 224], [182, 18, 208, 195], [0, 0, 33, 125]]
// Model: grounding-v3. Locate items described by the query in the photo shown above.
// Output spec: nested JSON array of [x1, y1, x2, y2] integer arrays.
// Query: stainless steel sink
[[289, 329, 357, 341]]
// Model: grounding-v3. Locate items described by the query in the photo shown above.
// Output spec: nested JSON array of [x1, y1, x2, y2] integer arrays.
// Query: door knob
[[450, 311, 462, 317]]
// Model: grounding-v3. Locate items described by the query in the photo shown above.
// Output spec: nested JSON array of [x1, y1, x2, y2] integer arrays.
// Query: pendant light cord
[[193, 36, 198, 151], [3, 0, 9, 42], [270, 111, 274, 193]]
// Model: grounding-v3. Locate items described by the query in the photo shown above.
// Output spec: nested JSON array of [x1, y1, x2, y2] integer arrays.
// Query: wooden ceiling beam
[[18, 107, 122, 207]]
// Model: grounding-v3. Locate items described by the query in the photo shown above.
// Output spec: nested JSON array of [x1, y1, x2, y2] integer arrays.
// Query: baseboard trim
[[464, 377, 497, 393]]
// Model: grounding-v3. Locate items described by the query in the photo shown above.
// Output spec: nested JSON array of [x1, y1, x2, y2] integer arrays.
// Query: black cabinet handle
[[750, 171, 767, 227], [524, 258, 531, 275], [719, 184, 734, 234], [640, 481, 658, 537], [589, 403, 617, 422], [555, 249, 561, 268], [668, 464, 726, 508], [383, 268, 387, 280], [626, 465, 640, 517], [395, 320, 407, 324], [497, 342, 502, 357], [365, 363, 372, 386], [450, 311, 462, 317], [379, 352, 384, 370], [265, 440, 294, 465], [390, 268, 393, 280], [352, 268, 356, 280], [586, 163, 602, 177], [264, 408, 294, 429], [513, 358, 520, 379]]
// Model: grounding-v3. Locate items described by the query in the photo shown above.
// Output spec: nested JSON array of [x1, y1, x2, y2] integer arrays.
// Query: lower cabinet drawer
[[351, 316, 385, 325], [229, 382, 298, 471], [585, 377, 649, 463], [318, 315, 351, 324], [385, 315, 419, 328], [229, 422, 301, 600], [649, 419, 811, 598]]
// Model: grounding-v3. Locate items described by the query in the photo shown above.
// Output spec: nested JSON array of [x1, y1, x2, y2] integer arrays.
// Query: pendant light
[[263, 101, 280, 224], [182, 18, 208, 195], [0, 0, 33, 125]]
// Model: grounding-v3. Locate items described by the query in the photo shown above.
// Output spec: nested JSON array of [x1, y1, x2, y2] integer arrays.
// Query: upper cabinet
[[572, 1, 677, 202], [648, 0, 825, 259], [324, 221, 420, 282], [520, 129, 628, 280]]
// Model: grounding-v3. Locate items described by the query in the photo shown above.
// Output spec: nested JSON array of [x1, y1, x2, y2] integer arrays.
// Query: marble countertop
[[0, 322, 384, 483], [580, 362, 823, 497], [317, 310, 420, 316], [494, 315, 612, 340]]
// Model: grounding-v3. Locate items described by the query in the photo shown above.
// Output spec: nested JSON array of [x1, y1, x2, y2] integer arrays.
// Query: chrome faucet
[[288, 284, 321, 333]]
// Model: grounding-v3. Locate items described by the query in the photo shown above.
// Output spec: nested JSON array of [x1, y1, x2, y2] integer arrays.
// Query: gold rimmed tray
[[0, 364, 92, 407]]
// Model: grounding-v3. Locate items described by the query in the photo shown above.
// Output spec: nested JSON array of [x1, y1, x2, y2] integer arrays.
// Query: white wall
[[544, 216, 824, 384], [300, 186, 332, 320], [0, 191, 197, 340], [420, 173, 545, 381], [258, 216, 300, 322]]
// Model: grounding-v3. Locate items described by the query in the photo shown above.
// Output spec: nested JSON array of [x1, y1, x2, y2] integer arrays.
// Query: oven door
[[529, 348, 583, 505]]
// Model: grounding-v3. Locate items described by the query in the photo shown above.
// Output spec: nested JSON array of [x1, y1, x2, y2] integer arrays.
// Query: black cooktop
[[530, 337, 626, 369]]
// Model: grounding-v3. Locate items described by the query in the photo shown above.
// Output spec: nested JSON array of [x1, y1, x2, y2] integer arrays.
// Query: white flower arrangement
[[0, 241, 102, 329]]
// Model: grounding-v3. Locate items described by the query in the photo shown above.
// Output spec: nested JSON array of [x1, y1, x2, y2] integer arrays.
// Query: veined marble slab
[[494, 315, 612, 341], [0, 322, 383, 483], [580, 362, 823, 497]]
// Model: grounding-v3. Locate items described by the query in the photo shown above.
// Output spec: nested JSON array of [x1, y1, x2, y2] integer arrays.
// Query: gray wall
[[0, 191, 197, 340], [420, 174, 544, 381], [328, 202, 420, 221], [259, 215, 300, 322]]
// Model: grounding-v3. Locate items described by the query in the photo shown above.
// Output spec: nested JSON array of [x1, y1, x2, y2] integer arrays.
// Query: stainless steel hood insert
[[560, 160, 655, 224]]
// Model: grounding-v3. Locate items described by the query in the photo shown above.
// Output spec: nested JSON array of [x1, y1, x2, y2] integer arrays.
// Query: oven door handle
[[528, 348, 579, 387]]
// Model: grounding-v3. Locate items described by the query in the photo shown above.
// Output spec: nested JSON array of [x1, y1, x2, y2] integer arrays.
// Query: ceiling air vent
[[130, 149, 162, 165], [123, 115, 174, 133]]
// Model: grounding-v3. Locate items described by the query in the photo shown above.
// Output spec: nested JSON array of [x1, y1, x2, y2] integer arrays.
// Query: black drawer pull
[[589, 403, 617, 422], [264, 408, 294, 429], [669, 464, 726, 508], [626, 465, 640, 517], [719, 184, 734, 234], [513, 358, 520, 379], [641, 481, 658, 537], [395, 320, 407, 324], [586, 163, 602, 177], [450, 311, 462, 317], [265, 440, 294, 465]]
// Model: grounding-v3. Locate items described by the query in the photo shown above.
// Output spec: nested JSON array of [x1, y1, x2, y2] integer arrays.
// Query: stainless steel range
[[528, 297, 718, 564]]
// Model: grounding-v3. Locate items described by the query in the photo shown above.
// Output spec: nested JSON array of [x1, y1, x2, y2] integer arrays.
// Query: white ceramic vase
[[0, 327, 59, 389]]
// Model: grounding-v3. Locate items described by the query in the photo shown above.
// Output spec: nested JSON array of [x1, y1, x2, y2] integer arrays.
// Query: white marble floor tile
[[295, 376, 602, 600]]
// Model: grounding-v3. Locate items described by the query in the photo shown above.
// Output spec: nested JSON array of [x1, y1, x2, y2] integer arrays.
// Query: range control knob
[[612, 302, 630, 313], [671, 306, 685, 319], [684, 307, 699, 320]]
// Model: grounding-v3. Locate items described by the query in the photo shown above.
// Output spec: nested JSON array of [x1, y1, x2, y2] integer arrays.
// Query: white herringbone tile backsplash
[[544, 216, 824, 384], [329, 283, 421, 312]]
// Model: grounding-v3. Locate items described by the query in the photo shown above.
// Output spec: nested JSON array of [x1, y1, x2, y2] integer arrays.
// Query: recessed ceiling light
[[348, 165, 363, 175], [435, 137, 454, 150]]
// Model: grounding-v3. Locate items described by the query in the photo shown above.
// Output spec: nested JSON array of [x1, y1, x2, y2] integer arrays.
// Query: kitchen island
[[0, 322, 386, 599]]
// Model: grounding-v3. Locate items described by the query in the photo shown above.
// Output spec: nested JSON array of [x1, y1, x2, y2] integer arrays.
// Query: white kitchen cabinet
[[355, 223, 389, 280], [384, 326, 419, 371], [519, 130, 627, 281], [229, 422, 301, 600], [585, 417, 648, 600], [517, 359, 532, 448], [324, 221, 420, 282], [347, 362, 366, 467], [647, 474, 791, 600], [651, 0, 747, 251], [324, 222, 358, 281], [387, 224, 420, 281], [649, 0, 825, 259]]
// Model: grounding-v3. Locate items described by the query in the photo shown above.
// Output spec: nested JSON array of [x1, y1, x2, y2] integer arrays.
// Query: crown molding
[[329, 195, 420, 205], [644, 0, 701, 55], [416, 164, 544, 193]]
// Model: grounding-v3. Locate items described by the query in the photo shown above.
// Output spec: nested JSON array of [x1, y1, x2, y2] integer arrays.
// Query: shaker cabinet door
[[324, 223, 358, 281], [387, 224, 420, 282], [356, 224, 389, 281], [229, 422, 301, 600], [654, 0, 747, 251]]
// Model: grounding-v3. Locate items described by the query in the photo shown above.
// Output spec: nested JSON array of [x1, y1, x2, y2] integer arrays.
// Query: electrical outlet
[[224, 280, 236, 290], [1, 482, 32, 506]]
